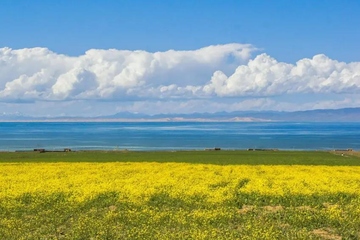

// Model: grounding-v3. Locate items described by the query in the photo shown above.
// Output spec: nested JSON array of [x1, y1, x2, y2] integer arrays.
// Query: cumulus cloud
[[0, 44, 360, 116], [0, 44, 253, 101], [203, 54, 360, 97]]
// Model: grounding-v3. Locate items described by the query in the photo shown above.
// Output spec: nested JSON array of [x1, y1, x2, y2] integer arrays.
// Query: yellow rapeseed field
[[1, 162, 360, 239], [1, 162, 360, 201]]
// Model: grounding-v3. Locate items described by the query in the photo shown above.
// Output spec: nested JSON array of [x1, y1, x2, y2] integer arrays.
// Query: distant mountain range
[[1, 107, 360, 122], [102, 107, 360, 122]]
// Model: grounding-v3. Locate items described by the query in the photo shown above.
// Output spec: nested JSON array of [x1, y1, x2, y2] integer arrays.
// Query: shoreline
[[1, 148, 358, 153]]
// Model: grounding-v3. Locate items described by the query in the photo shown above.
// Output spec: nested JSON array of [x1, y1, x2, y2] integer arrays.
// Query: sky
[[0, 0, 360, 117]]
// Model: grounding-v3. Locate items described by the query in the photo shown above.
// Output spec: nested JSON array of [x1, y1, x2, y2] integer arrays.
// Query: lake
[[0, 122, 359, 151]]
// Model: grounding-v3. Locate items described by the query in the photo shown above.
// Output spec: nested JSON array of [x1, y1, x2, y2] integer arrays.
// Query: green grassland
[[0, 150, 360, 165], [1, 151, 360, 239]]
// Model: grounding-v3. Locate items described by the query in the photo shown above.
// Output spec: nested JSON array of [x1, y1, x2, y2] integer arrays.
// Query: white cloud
[[0, 43, 253, 101], [203, 54, 360, 97], [0, 44, 360, 116]]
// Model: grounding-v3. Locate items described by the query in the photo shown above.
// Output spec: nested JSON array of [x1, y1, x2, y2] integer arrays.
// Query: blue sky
[[0, 1, 360, 117], [2, 0, 360, 62]]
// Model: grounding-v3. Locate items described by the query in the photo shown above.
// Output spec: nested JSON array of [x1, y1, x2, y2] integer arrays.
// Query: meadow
[[0, 151, 359, 239]]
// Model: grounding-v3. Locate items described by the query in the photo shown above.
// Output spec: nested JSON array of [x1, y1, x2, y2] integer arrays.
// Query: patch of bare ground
[[263, 205, 284, 213], [108, 205, 117, 211], [238, 205, 285, 214], [322, 202, 339, 209], [296, 205, 315, 211], [330, 150, 360, 158], [311, 228, 342, 240], [238, 205, 255, 214], [280, 223, 290, 228]]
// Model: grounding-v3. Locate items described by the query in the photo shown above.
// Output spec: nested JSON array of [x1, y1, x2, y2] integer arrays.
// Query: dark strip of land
[[0, 150, 359, 166]]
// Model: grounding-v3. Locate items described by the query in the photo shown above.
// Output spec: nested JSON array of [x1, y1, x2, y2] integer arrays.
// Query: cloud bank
[[0, 43, 359, 116], [0, 44, 253, 101], [204, 54, 360, 97]]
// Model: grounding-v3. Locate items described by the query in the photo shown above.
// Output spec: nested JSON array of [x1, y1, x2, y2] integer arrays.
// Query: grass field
[[0, 151, 360, 239], [1, 150, 360, 165]]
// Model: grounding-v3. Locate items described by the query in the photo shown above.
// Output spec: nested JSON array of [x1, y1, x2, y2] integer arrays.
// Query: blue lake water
[[0, 122, 359, 151]]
